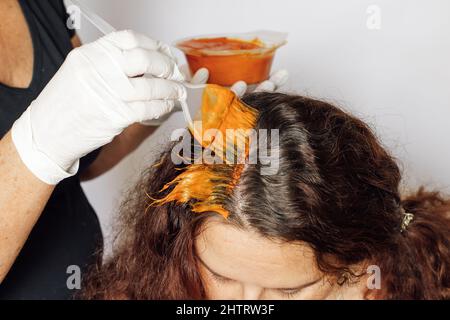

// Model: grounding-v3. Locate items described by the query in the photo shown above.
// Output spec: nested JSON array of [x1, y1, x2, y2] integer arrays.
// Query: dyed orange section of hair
[[150, 85, 258, 219], [191, 84, 258, 162]]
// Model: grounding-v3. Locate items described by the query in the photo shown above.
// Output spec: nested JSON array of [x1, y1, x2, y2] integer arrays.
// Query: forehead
[[195, 219, 322, 289]]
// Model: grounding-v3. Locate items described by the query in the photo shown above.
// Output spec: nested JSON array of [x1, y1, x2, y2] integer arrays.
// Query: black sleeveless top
[[0, 0, 103, 299]]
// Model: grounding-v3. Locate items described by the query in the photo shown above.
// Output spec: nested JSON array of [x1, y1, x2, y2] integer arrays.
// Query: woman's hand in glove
[[12, 30, 186, 185]]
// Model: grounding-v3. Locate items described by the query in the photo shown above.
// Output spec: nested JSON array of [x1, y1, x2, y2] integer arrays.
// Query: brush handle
[[69, 0, 117, 35]]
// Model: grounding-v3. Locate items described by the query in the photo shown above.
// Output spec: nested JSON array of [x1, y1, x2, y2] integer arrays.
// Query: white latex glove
[[182, 67, 289, 96], [229, 69, 289, 97], [144, 68, 289, 125], [139, 66, 210, 126], [12, 30, 186, 185]]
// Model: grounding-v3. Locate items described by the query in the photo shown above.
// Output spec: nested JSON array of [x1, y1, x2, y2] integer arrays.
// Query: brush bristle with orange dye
[[150, 84, 258, 219], [191, 84, 258, 162]]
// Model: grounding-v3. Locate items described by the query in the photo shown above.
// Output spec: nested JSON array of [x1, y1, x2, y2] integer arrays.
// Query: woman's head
[[195, 216, 362, 299], [81, 92, 450, 300]]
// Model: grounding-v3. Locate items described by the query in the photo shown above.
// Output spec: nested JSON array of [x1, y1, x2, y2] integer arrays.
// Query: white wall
[[72, 0, 450, 253]]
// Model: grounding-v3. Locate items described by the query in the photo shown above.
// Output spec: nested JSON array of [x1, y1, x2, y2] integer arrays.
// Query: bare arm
[[0, 35, 80, 282], [80, 123, 157, 181], [0, 131, 55, 282], [71, 34, 82, 48]]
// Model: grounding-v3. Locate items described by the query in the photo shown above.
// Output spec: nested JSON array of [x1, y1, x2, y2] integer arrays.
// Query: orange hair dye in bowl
[[175, 31, 287, 86]]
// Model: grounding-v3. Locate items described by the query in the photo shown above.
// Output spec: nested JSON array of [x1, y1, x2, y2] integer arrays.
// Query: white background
[[70, 0, 450, 253]]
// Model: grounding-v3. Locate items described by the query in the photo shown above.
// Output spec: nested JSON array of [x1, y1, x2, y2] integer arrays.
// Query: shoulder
[[25, 0, 76, 42]]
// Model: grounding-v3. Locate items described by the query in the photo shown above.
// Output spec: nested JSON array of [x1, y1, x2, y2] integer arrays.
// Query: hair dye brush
[[69, 0, 252, 134]]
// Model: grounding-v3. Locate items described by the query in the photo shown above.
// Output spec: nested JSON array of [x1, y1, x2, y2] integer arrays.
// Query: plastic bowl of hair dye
[[175, 30, 287, 86]]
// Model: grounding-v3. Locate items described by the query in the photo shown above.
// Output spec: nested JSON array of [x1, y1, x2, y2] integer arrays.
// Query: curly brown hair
[[80, 92, 450, 300]]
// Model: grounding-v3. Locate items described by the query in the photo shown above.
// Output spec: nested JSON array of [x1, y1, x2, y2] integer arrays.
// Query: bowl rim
[[173, 30, 287, 56]]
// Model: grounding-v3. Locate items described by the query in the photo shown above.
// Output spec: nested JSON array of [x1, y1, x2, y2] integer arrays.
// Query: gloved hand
[[182, 67, 289, 96], [142, 68, 289, 126], [12, 30, 186, 185], [185, 66, 289, 97], [139, 66, 211, 126], [229, 69, 289, 97]]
